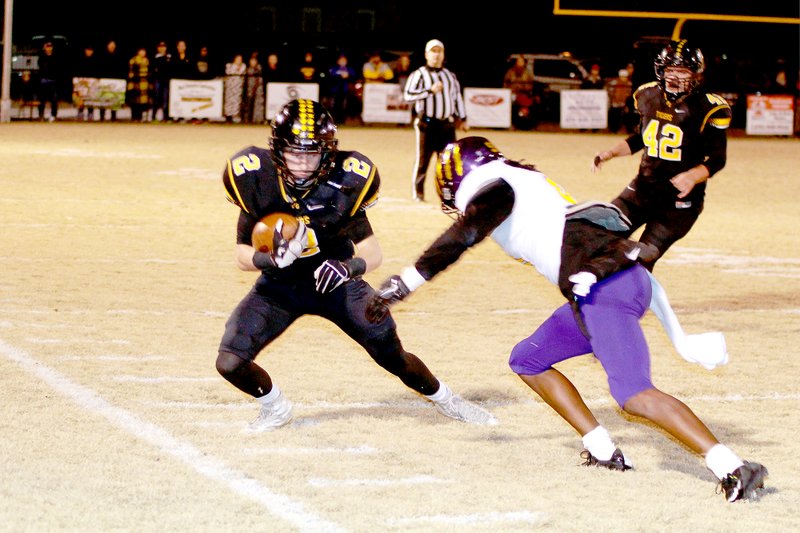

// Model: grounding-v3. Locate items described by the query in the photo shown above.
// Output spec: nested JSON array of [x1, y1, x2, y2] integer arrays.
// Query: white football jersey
[[454, 160, 575, 284]]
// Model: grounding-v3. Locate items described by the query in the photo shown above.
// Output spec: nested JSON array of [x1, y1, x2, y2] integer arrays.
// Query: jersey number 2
[[642, 119, 683, 162]]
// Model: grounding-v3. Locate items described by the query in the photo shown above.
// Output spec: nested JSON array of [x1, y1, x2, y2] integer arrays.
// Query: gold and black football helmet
[[270, 99, 338, 191]]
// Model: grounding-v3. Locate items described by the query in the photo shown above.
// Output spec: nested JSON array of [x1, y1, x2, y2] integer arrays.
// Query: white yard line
[[0, 339, 343, 533]]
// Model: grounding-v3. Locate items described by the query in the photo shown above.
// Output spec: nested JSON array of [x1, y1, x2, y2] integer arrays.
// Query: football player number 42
[[642, 119, 683, 162]]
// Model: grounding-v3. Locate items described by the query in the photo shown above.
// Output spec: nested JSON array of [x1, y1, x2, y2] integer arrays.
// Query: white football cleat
[[247, 392, 293, 432], [433, 392, 498, 426]]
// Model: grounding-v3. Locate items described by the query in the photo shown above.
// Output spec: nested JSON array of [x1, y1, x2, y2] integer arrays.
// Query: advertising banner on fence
[[169, 79, 223, 119], [560, 90, 608, 129], [746, 94, 794, 135], [361, 83, 411, 124], [266, 83, 320, 121], [464, 88, 511, 129], [72, 78, 126, 110]]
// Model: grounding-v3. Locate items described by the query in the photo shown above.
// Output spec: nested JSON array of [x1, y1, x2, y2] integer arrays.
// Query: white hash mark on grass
[[0, 338, 343, 533]]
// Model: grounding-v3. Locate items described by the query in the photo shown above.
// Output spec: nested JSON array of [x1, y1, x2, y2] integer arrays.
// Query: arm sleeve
[[701, 124, 727, 177], [453, 77, 467, 120], [236, 211, 258, 245], [625, 132, 644, 154], [403, 69, 430, 102], [414, 180, 514, 280]]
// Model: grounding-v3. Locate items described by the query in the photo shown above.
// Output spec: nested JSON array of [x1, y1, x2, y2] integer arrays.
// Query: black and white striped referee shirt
[[403, 66, 467, 121]]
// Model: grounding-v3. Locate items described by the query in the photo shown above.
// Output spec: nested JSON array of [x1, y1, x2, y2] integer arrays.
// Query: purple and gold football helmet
[[435, 136, 505, 214]]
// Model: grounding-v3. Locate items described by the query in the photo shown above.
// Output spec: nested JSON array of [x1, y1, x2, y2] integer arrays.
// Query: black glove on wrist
[[365, 275, 411, 323]]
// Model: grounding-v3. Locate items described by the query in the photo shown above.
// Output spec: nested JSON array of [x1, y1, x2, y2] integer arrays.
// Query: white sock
[[582, 425, 616, 461], [705, 444, 744, 480], [257, 385, 281, 405], [426, 381, 452, 403]]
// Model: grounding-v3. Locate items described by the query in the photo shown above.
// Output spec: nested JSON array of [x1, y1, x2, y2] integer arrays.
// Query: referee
[[403, 39, 469, 202]]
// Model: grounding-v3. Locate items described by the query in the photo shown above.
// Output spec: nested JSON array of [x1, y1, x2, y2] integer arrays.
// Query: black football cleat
[[580, 448, 633, 471], [717, 461, 768, 502]]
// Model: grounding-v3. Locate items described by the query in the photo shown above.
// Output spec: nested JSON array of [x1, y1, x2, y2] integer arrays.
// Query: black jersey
[[626, 82, 731, 201], [222, 145, 380, 280]]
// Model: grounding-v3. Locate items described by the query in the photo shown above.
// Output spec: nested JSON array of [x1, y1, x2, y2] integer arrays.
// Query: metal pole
[[1, 0, 14, 122]]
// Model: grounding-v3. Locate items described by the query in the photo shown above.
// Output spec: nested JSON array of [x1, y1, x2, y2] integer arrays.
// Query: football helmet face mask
[[435, 136, 505, 214], [270, 99, 338, 192], [654, 39, 704, 101]]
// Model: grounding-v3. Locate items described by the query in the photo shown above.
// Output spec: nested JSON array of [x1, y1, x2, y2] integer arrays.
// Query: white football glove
[[253, 221, 308, 270], [569, 271, 597, 297]]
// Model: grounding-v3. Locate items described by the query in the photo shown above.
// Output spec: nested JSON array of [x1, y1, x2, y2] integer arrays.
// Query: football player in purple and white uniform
[[367, 136, 767, 502], [592, 39, 732, 270], [217, 99, 496, 432]]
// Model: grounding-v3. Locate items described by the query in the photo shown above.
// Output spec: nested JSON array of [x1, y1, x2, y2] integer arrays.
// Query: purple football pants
[[509, 264, 653, 407]]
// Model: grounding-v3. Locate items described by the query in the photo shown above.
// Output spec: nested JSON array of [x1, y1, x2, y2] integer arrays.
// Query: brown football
[[251, 212, 300, 253]]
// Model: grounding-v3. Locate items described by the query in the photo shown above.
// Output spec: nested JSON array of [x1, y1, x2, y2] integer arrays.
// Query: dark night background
[[6, 1, 799, 90]]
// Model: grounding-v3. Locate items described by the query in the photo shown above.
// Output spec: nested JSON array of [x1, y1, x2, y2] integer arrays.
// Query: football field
[[1, 122, 798, 531]]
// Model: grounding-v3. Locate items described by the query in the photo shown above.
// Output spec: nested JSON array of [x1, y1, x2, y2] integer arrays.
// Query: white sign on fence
[[169, 79, 223, 119], [463, 88, 511, 129], [560, 90, 608, 129], [746, 94, 794, 135], [266, 83, 320, 121], [361, 83, 412, 124]]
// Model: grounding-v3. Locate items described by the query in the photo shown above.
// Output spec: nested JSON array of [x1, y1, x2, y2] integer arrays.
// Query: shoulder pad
[[222, 146, 270, 214], [702, 93, 732, 130], [632, 82, 660, 111], [332, 150, 381, 215]]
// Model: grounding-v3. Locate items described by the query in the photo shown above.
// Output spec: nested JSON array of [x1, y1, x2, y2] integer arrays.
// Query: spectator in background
[[151, 41, 172, 122], [298, 51, 320, 83], [243, 53, 265, 124], [195, 46, 214, 80], [393, 53, 412, 90], [264, 52, 286, 82], [171, 40, 194, 80], [127, 47, 152, 122], [582, 63, 604, 89], [98, 39, 127, 121], [363, 51, 394, 83], [327, 53, 358, 125], [36, 41, 63, 122], [606, 68, 633, 133], [18, 70, 38, 116], [503, 55, 535, 130], [74, 44, 99, 121], [223, 53, 246, 123], [766, 64, 789, 95]]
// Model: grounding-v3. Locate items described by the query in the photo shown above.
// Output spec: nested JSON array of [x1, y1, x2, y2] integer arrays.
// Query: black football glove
[[365, 275, 411, 323], [313, 258, 367, 294], [314, 260, 349, 293]]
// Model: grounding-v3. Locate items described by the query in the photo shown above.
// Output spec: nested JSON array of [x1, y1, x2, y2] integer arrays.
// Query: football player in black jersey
[[592, 39, 732, 270], [216, 99, 496, 431]]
